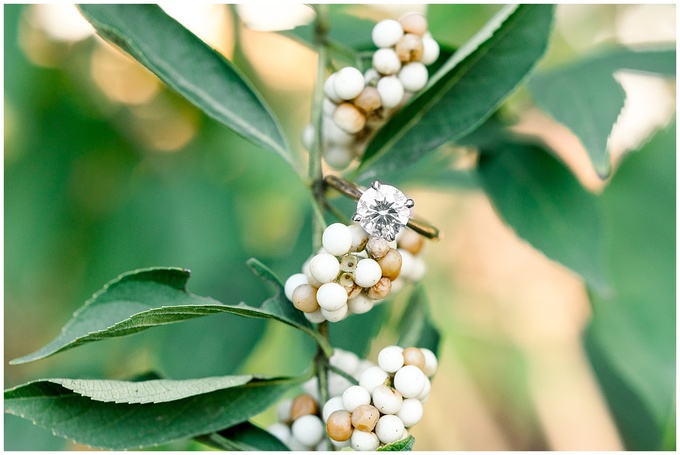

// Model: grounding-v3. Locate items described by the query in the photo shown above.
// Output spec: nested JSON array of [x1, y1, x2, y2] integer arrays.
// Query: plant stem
[[309, 4, 330, 251]]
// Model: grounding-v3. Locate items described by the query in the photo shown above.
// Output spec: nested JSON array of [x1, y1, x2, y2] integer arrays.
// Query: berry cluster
[[302, 12, 440, 170], [284, 223, 427, 323], [269, 349, 370, 450], [323, 345, 438, 451]]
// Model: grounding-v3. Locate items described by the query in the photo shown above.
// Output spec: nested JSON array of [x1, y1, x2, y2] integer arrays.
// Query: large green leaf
[[77, 4, 296, 170], [196, 421, 290, 451], [11, 265, 331, 365], [397, 286, 441, 356], [477, 142, 608, 291], [4, 375, 296, 450], [356, 5, 554, 180], [587, 124, 675, 435], [528, 46, 675, 178]]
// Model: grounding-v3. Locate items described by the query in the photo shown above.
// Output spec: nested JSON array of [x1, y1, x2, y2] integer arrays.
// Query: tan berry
[[400, 13, 428, 36], [351, 404, 380, 432], [290, 393, 319, 421], [402, 347, 426, 371], [366, 237, 390, 260], [333, 103, 366, 134], [354, 86, 382, 113], [377, 248, 402, 280], [395, 33, 424, 63], [326, 409, 353, 442], [368, 276, 392, 300], [397, 229, 424, 255], [292, 284, 320, 313]]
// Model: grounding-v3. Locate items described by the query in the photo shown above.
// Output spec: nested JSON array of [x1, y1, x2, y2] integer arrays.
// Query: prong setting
[[371, 180, 381, 190], [405, 199, 414, 208]]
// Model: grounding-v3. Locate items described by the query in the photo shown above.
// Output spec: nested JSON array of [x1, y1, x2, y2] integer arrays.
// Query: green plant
[[5, 4, 675, 451]]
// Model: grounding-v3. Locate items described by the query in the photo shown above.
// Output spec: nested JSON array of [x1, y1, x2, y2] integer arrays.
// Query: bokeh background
[[4, 4, 676, 451]]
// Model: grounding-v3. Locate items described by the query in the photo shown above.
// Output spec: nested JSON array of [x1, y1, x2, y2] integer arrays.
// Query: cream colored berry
[[396, 398, 423, 427], [372, 19, 404, 48], [268, 422, 291, 443], [291, 414, 325, 447], [321, 304, 349, 322], [276, 398, 293, 424], [348, 292, 374, 315], [378, 345, 405, 373], [397, 248, 416, 280], [351, 429, 380, 451], [324, 116, 354, 146], [324, 72, 342, 103], [349, 223, 370, 252], [394, 365, 426, 399], [420, 348, 438, 377], [323, 223, 353, 256], [351, 404, 380, 432], [309, 253, 340, 284], [372, 48, 402, 76], [354, 86, 382, 113], [354, 258, 383, 288], [377, 76, 405, 109], [342, 385, 371, 413], [367, 277, 392, 300], [395, 33, 424, 63], [398, 62, 428, 92], [377, 248, 402, 280], [334, 66, 366, 100], [292, 284, 319, 313], [364, 68, 380, 86], [333, 102, 367, 134], [399, 12, 428, 36], [304, 308, 326, 324], [359, 366, 390, 394], [421, 36, 440, 65], [317, 282, 348, 311], [322, 396, 345, 422], [323, 144, 354, 170], [375, 414, 405, 444], [327, 409, 353, 442], [372, 384, 403, 415]]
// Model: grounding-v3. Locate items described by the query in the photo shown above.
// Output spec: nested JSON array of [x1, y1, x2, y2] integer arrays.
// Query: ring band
[[323, 175, 441, 241]]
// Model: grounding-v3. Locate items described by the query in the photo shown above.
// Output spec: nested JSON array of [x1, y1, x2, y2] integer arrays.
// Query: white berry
[[351, 429, 380, 451], [359, 366, 389, 394], [364, 68, 380, 86], [304, 308, 326, 324], [309, 253, 340, 284], [330, 348, 361, 376], [331, 437, 351, 448], [268, 422, 291, 443], [322, 395, 345, 422], [302, 377, 319, 401], [284, 273, 308, 301], [378, 345, 405, 373], [354, 258, 383, 288], [421, 37, 440, 65], [348, 223, 370, 252], [420, 348, 438, 377], [375, 414, 406, 444], [323, 72, 342, 103], [287, 436, 310, 451], [348, 293, 374, 315], [323, 223, 353, 256], [342, 385, 371, 412], [372, 48, 402, 75], [397, 248, 415, 279], [394, 365, 426, 399], [377, 76, 405, 109], [333, 66, 366, 100], [323, 145, 354, 170], [411, 256, 427, 281], [323, 97, 337, 115], [291, 414, 324, 447], [398, 62, 428, 92], [372, 384, 403, 415], [324, 116, 354, 146], [316, 282, 347, 311], [372, 19, 404, 48], [396, 398, 423, 427], [329, 371, 354, 397], [276, 398, 293, 423], [321, 303, 349, 322], [417, 376, 431, 402]]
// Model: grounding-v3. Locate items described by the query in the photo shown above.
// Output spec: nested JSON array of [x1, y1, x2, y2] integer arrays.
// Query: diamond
[[353, 181, 413, 241]]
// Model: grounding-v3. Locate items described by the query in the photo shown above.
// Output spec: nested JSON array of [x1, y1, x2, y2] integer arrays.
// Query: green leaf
[[528, 46, 675, 178], [356, 5, 554, 180], [378, 435, 415, 451], [11, 265, 332, 365], [42, 375, 253, 404], [4, 375, 296, 450], [77, 4, 296, 171], [196, 421, 290, 451], [397, 286, 441, 356], [588, 123, 675, 430], [477, 142, 608, 291]]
